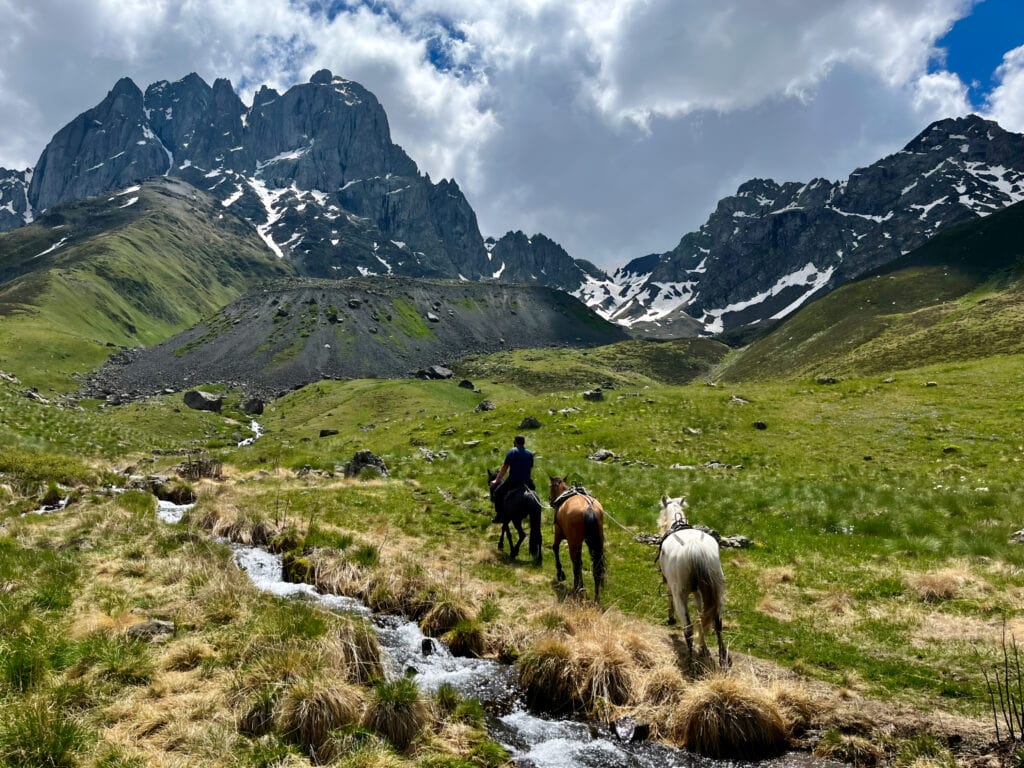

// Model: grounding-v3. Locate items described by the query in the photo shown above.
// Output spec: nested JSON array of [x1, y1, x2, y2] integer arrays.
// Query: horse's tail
[[584, 509, 605, 587], [527, 491, 543, 564], [692, 540, 726, 613]]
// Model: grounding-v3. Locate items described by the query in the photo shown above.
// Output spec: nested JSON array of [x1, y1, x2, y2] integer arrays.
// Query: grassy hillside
[[454, 337, 729, 392], [717, 200, 1024, 381], [0, 179, 292, 392]]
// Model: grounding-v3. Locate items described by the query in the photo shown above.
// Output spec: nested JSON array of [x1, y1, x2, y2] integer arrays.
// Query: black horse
[[488, 469, 543, 565]]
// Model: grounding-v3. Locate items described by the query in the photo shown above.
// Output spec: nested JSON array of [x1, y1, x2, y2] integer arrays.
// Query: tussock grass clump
[[0, 632, 51, 693], [894, 734, 957, 768], [433, 683, 486, 728], [576, 639, 633, 709], [364, 562, 434, 617], [906, 568, 971, 602], [813, 729, 885, 766], [328, 739, 406, 768], [363, 677, 431, 752], [515, 604, 657, 715], [639, 664, 688, 706], [769, 680, 826, 734], [443, 619, 485, 658], [162, 639, 215, 671], [311, 551, 369, 597], [69, 632, 155, 685], [420, 591, 473, 637], [517, 635, 579, 713], [277, 677, 363, 759], [666, 675, 789, 759], [324, 617, 384, 684], [0, 697, 94, 767]]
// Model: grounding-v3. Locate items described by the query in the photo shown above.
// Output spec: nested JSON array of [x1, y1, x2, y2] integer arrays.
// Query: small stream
[[237, 420, 264, 447], [156, 501, 826, 768]]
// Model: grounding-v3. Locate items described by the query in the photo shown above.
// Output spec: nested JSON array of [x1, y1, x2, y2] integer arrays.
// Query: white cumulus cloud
[[984, 45, 1024, 132]]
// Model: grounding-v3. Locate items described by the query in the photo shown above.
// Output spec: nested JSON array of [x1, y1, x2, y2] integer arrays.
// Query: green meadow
[[2, 340, 1023, 766]]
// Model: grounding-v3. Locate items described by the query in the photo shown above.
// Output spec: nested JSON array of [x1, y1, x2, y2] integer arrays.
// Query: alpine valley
[[4, 68, 1024, 768]]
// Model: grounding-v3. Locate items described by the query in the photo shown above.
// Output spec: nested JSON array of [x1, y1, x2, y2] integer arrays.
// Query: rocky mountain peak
[[0, 167, 34, 229]]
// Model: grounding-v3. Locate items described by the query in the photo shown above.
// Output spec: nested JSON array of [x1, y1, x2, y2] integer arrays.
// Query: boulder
[[183, 390, 223, 412], [127, 619, 175, 642], [588, 449, 618, 462], [612, 716, 650, 743], [319, 428, 339, 438], [582, 388, 604, 401], [720, 534, 753, 549], [475, 399, 496, 412], [242, 397, 265, 415], [458, 379, 475, 389], [816, 376, 839, 385], [1010, 529, 1024, 545], [344, 450, 389, 478], [518, 416, 542, 430]]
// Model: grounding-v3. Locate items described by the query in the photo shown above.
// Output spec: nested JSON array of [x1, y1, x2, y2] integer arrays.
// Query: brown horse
[[548, 475, 606, 602]]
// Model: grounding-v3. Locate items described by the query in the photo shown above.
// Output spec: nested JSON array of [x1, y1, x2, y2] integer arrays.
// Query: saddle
[[552, 485, 593, 511], [654, 515, 692, 562]]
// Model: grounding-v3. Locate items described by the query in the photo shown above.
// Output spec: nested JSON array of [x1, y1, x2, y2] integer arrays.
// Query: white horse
[[657, 495, 727, 667]]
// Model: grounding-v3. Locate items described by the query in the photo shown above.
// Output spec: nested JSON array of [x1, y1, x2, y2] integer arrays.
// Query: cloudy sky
[[2, 0, 1023, 269]]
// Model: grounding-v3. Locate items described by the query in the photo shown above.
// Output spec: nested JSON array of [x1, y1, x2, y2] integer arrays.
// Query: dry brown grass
[[421, 591, 474, 637], [311, 550, 370, 597], [768, 679, 828, 733], [757, 596, 794, 622], [277, 677, 363, 759], [324, 617, 384, 684], [638, 664, 688, 706], [515, 604, 673, 716], [906, 566, 986, 603], [162, 639, 216, 672], [759, 566, 796, 588], [813, 731, 885, 766], [666, 675, 789, 759]]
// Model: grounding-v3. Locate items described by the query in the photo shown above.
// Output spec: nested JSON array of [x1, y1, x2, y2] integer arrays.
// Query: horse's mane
[[658, 496, 689, 535]]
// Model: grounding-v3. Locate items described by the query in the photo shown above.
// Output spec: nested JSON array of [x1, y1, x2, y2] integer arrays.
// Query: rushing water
[[237, 420, 264, 447], [23, 496, 70, 516], [156, 500, 828, 768]]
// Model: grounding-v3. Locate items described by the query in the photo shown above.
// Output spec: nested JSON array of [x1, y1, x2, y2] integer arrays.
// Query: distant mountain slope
[[0, 178, 291, 390], [80, 276, 629, 398], [586, 114, 1024, 335], [716, 198, 1024, 381], [486, 231, 609, 288]]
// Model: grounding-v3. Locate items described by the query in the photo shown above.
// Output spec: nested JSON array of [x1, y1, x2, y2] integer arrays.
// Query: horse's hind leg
[[569, 542, 584, 596], [682, 599, 695, 665], [714, 610, 728, 667], [552, 525, 566, 582], [694, 592, 711, 657], [511, 519, 526, 559]]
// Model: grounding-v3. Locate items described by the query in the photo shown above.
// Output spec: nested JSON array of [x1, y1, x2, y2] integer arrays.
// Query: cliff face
[[23, 70, 491, 281]]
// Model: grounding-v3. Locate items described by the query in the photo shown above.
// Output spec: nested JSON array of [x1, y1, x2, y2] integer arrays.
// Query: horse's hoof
[[556, 573, 566, 582], [667, 616, 677, 626]]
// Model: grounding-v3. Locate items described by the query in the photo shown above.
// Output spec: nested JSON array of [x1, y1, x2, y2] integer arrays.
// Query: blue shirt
[[504, 446, 534, 485]]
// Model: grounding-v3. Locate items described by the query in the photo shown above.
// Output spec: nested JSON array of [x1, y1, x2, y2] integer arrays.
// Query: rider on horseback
[[489, 435, 535, 523]]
